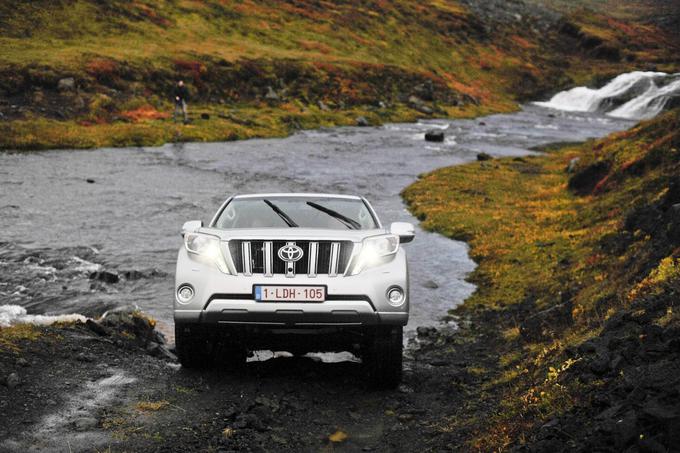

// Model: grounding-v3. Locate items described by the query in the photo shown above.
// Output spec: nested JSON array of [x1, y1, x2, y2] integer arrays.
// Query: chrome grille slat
[[263, 241, 273, 277], [308, 242, 318, 278], [241, 241, 252, 276], [328, 242, 340, 277]]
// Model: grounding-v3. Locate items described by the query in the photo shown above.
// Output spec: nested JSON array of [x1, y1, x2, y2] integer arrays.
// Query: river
[[0, 102, 638, 333]]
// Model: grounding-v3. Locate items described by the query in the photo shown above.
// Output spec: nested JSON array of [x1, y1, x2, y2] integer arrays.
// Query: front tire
[[175, 323, 215, 369], [364, 326, 403, 389]]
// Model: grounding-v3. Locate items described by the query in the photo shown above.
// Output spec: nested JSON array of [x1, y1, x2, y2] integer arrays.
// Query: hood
[[198, 227, 387, 242]]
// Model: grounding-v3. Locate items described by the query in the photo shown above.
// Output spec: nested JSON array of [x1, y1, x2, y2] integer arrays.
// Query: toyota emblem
[[278, 244, 304, 262]]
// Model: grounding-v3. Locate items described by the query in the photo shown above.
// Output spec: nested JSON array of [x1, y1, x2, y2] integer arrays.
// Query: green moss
[[403, 109, 680, 450], [0, 324, 42, 352]]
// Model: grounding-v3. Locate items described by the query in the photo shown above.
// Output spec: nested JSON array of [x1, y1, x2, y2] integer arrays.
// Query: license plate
[[254, 285, 326, 302]]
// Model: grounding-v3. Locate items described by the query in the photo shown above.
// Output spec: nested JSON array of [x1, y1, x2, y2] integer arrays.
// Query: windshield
[[214, 197, 379, 230]]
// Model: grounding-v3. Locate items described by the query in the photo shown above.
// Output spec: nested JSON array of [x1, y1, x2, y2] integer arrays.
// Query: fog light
[[177, 285, 194, 304], [387, 287, 405, 307]]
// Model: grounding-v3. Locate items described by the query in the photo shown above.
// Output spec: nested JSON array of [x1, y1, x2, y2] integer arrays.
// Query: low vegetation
[[1, 0, 678, 150], [403, 108, 680, 450]]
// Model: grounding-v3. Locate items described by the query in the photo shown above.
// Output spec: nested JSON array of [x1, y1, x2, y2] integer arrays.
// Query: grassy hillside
[[0, 0, 677, 150], [403, 109, 680, 450]]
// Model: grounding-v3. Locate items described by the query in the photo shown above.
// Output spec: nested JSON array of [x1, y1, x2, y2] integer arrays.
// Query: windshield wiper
[[306, 201, 361, 230], [263, 199, 298, 227]]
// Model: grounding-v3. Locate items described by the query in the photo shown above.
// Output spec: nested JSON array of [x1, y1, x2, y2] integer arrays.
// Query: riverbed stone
[[58, 77, 75, 91], [6, 372, 21, 389], [425, 130, 444, 142]]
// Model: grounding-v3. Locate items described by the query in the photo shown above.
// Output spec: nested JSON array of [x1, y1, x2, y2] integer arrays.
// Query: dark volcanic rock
[[89, 270, 119, 284], [424, 130, 444, 142]]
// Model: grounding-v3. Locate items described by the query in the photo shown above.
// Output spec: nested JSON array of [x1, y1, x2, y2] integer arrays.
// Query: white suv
[[174, 193, 414, 387]]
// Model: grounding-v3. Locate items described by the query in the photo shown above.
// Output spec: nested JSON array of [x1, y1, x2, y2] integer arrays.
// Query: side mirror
[[390, 222, 415, 244], [181, 220, 203, 236]]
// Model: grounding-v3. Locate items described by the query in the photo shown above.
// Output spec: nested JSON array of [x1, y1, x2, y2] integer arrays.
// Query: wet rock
[[477, 152, 492, 161], [85, 319, 111, 336], [122, 270, 144, 280], [422, 279, 439, 289], [416, 326, 437, 338], [16, 358, 29, 368], [58, 77, 75, 91], [86, 178, 95, 184], [424, 130, 444, 142], [356, 116, 370, 127], [478, 121, 486, 126], [6, 372, 20, 389], [89, 270, 119, 284]]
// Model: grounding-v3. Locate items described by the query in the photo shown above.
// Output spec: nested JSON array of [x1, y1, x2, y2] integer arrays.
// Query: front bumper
[[174, 247, 409, 327]]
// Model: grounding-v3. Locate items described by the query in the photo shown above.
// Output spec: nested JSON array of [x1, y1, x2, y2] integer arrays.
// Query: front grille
[[228, 240, 354, 277]]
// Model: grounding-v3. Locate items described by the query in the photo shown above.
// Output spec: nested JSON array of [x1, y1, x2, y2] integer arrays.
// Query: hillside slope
[[403, 108, 680, 450], [0, 0, 677, 150]]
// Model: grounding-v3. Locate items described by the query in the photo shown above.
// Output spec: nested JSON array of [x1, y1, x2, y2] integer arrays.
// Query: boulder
[[58, 77, 75, 91], [356, 116, 370, 127], [89, 270, 119, 284], [425, 130, 445, 142], [477, 152, 492, 161], [416, 326, 437, 338], [422, 279, 439, 289], [317, 100, 330, 111], [414, 104, 434, 115], [6, 372, 20, 389], [85, 319, 111, 336]]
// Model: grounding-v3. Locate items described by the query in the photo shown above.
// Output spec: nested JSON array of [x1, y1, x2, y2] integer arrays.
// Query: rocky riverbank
[[0, 308, 520, 452]]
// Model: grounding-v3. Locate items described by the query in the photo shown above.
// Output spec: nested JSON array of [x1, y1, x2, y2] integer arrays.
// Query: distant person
[[173, 80, 189, 123]]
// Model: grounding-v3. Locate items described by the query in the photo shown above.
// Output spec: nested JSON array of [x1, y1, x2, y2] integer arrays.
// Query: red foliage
[[585, 253, 603, 266], [86, 58, 118, 77], [593, 173, 611, 194], [120, 105, 170, 122]]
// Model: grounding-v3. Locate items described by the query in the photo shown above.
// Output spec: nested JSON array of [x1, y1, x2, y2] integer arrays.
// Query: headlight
[[184, 233, 230, 274], [348, 234, 399, 275]]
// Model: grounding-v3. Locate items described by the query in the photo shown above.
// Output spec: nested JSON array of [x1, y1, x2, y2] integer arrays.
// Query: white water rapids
[[534, 71, 680, 120]]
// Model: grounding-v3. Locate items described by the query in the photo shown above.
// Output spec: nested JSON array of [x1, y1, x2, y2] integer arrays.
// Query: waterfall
[[534, 71, 680, 120]]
